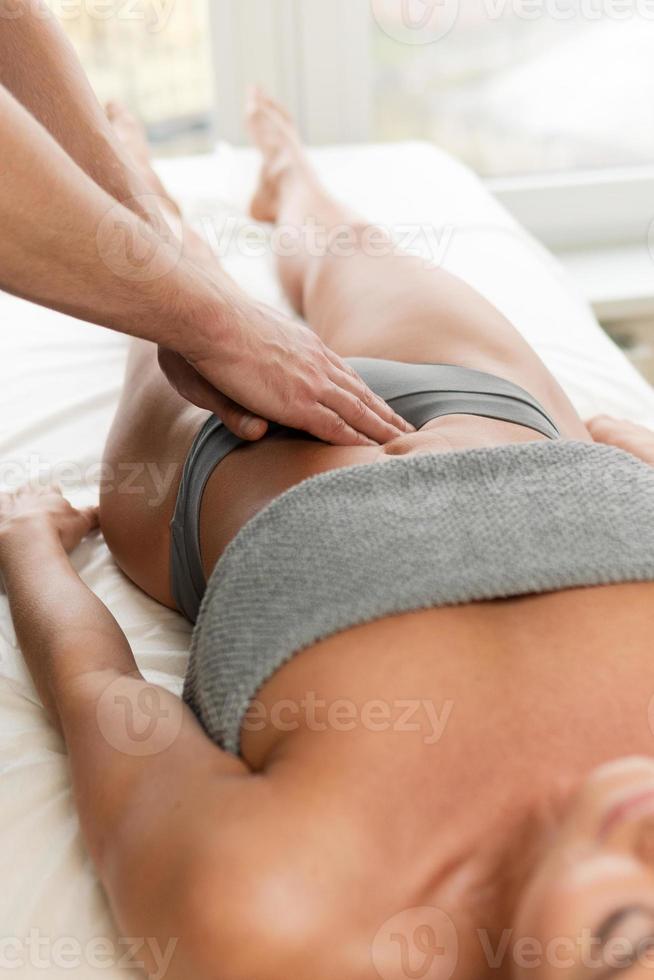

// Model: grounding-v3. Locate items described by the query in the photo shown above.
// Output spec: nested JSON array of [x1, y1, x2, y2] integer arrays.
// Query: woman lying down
[[3, 90, 654, 980]]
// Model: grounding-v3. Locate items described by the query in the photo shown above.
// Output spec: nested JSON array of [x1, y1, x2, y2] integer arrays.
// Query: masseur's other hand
[[587, 415, 654, 467], [0, 485, 99, 559], [161, 298, 412, 445]]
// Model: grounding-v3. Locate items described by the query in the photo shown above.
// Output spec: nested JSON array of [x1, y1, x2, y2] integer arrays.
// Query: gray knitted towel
[[184, 441, 654, 754]]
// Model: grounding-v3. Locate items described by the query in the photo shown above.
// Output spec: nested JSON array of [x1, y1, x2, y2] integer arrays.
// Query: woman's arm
[[0, 486, 285, 980], [587, 416, 654, 466]]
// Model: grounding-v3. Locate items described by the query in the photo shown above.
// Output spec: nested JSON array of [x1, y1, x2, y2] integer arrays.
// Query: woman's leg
[[247, 90, 589, 441]]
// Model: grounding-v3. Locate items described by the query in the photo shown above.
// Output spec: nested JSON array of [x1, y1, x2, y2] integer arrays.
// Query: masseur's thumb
[[213, 394, 269, 441], [158, 347, 269, 441]]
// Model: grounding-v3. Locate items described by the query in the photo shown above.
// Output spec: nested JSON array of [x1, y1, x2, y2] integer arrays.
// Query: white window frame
[[488, 167, 654, 251], [209, 0, 372, 146], [209, 0, 654, 322]]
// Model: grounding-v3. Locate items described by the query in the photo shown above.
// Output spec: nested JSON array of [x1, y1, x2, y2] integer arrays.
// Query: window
[[208, 0, 654, 316], [50, 0, 654, 260], [50, 0, 214, 156], [370, 1, 654, 178]]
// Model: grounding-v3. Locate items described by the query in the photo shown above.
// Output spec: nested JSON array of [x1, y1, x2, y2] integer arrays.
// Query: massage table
[[1, 142, 653, 978]]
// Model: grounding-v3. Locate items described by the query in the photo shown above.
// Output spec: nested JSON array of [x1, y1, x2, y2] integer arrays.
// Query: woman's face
[[513, 757, 654, 980]]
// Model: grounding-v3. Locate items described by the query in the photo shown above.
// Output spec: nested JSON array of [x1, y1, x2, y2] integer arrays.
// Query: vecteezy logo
[[96, 675, 184, 757], [372, 907, 459, 980], [96, 193, 183, 283], [116, 687, 168, 743], [370, 0, 460, 45]]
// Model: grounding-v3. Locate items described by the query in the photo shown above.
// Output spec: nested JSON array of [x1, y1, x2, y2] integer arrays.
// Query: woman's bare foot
[[106, 101, 219, 271], [246, 86, 318, 223], [106, 101, 181, 218], [106, 101, 154, 174]]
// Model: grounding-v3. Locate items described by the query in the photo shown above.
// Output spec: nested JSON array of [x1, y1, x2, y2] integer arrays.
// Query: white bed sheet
[[1, 141, 653, 978]]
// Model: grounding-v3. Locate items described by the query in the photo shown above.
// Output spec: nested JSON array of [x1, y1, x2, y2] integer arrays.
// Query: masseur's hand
[[0, 85, 408, 447], [587, 415, 654, 467], [160, 294, 412, 446]]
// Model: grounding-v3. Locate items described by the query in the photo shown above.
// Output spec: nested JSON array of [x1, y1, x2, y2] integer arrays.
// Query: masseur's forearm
[[0, 82, 222, 349], [0, 0, 410, 443], [0, 0, 148, 211], [0, 1, 217, 347]]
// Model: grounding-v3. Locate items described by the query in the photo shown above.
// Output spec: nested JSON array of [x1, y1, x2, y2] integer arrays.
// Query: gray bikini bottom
[[170, 358, 561, 624]]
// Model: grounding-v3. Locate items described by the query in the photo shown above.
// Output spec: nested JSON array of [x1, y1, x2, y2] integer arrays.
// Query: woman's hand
[[0, 485, 99, 560], [587, 415, 654, 467]]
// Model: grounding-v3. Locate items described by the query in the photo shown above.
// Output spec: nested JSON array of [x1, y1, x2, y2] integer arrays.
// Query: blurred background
[[371, 3, 654, 176], [56, 0, 214, 156], [51, 0, 654, 378], [53, 0, 654, 174]]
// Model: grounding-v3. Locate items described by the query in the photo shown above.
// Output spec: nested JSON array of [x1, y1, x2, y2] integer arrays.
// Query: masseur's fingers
[[215, 396, 270, 442], [161, 346, 407, 446], [307, 405, 378, 448], [158, 348, 269, 441], [318, 381, 403, 446], [326, 356, 414, 436]]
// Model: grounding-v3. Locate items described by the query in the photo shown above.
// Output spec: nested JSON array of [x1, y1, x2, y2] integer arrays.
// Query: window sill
[[557, 242, 654, 326]]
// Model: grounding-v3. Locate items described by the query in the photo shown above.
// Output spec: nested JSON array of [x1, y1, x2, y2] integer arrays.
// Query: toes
[[105, 100, 120, 123], [260, 90, 293, 126], [105, 99, 141, 134], [245, 85, 266, 115], [105, 99, 133, 123], [105, 100, 133, 138], [264, 92, 290, 119], [246, 85, 293, 126]]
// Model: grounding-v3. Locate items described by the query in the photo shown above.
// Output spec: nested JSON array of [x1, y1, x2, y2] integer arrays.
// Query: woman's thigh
[[100, 340, 209, 607], [302, 245, 589, 441]]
